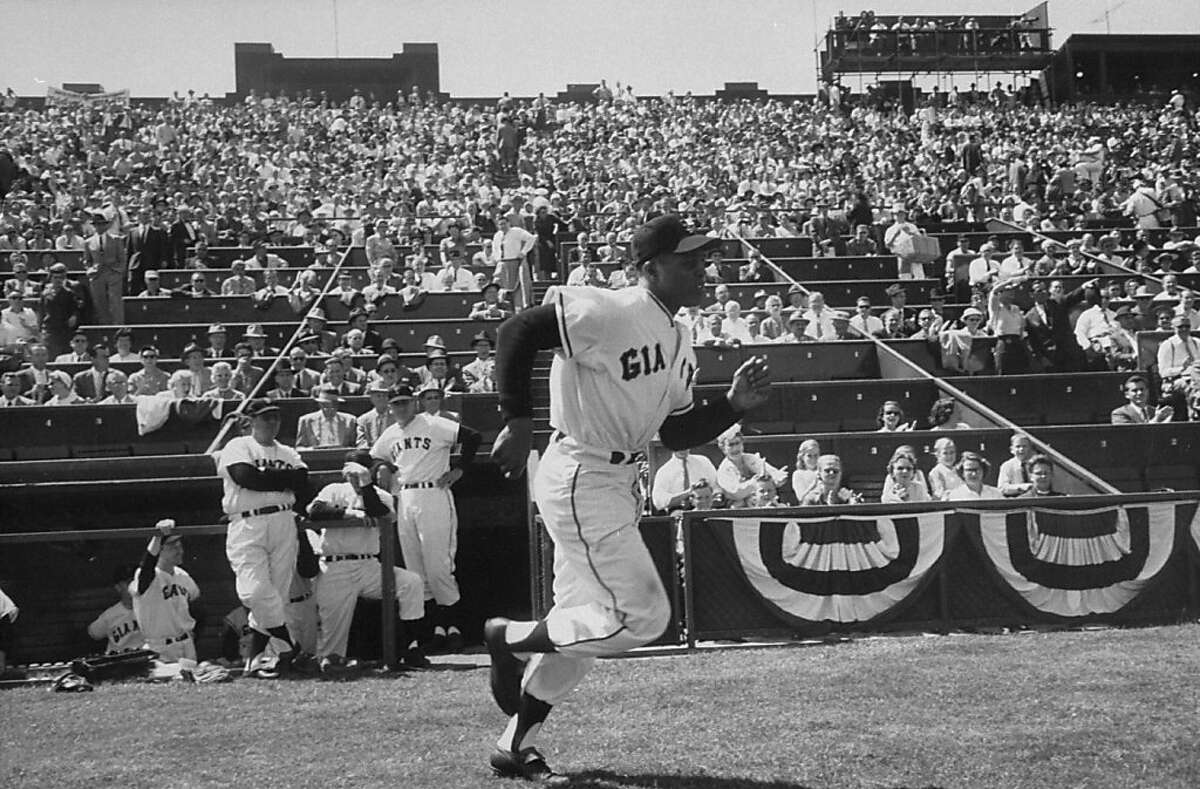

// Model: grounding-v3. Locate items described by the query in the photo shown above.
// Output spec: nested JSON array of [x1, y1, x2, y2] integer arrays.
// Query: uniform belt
[[400, 481, 438, 489], [552, 431, 646, 465], [290, 591, 312, 604], [322, 553, 378, 562], [162, 633, 191, 646], [238, 504, 288, 519]]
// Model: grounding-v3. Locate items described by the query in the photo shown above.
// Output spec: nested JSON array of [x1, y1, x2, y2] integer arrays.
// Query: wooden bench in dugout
[[121, 292, 481, 324]]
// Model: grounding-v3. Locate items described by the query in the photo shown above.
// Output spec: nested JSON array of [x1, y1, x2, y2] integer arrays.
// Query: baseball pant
[[396, 487, 460, 606], [87, 270, 124, 325], [287, 582, 318, 655], [144, 634, 197, 663], [497, 258, 533, 311], [521, 440, 670, 705], [225, 511, 298, 633], [314, 559, 425, 658]]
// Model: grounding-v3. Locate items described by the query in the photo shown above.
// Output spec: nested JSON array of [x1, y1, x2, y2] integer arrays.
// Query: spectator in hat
[[180, 270, 214, 298], [419, 383, 460, 422], [304, 308, 337, 354], [355, 381, 395, 449], [288, 347, 322, 392], [461, 331, 495, 393], [72, 344, 114, 402], [849, 296, 884, 338], [469, 281, 514, 321], [230, 342, 264, 396], [296, 386, 357, 449], [39, 263, 87, 357], [180, 343, 213, 396], [437, 249, 477, 292], [1106, 306, 1139, 371], [84, 213, 128, 325], [321, 356, 361, 396], [416, 348, 462, 394], [266, 366, 308, 399], [205, 324, 229, 359], [774, 310, 815, 343], [221, 259, 257, 296], [329, 269, 361, 309], [54, 330, 92, 363], [136, 270, 173, 298], [845, 224, 878, 256], [242, 324, 278, 357]]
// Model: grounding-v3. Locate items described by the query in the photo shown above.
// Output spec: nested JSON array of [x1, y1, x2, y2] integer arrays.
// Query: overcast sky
[[2, 0, 1196, 97]]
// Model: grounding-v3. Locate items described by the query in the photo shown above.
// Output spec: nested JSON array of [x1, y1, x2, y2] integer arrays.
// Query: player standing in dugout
[[485, 214, 772, 784]]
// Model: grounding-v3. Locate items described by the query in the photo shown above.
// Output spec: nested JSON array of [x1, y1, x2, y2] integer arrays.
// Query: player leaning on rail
[[484, 214, 772, 784]]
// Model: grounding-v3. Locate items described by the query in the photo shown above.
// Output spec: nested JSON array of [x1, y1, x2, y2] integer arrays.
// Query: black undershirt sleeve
[[359, 485, 391, 518], [658, 396, 741, 451], [135, 549, 158, 595], [227, 463, 300, 492], [454, 425, 482, 468], [495, 305, 562, 421]]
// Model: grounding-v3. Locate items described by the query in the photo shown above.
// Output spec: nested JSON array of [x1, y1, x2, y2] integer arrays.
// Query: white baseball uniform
[[286, 569, 318, 656], [132, 566, 199, 662], [370, 413, 462, 606], [522, 285, 689, 704], [309, 481, 425, 658], [216, 436, 305, 637], [87, 602, 141, 655]]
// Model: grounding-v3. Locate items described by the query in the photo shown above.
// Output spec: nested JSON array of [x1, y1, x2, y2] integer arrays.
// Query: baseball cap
[[245, 398, 280, 418], [388, 384, 417, 403], [631, 214, 719, 264]]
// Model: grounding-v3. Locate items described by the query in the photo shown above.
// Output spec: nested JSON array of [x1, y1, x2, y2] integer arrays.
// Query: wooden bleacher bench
[[121, 291, 482, 325]]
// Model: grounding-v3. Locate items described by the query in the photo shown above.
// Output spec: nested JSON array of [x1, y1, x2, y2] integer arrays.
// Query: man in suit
[[302, 309, 338, 354], [0, 372, 35, 407], [125, 209, 170, 293], [295, 386, 357, 449], [287, 347, 322, 392], [205, 324, 229, 359], [1028, 278, 1093, 372], [72, 345, 113, 402], [1111, 374, 1174, 424], [16, 343, 53, 403], [266, 366, 308, 399], [38, 264, 88, 357], [169, 207, 201, 267], [321, 356, 361, 396], [230, 342, 264, 396], [83, 214, 127, 326]]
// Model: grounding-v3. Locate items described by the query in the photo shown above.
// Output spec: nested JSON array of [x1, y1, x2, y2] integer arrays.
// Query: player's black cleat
[[402, 645, 432, 671], [444, 628, 466, 653], [489, 747, 569, 786], [484, 617, 525, 716]]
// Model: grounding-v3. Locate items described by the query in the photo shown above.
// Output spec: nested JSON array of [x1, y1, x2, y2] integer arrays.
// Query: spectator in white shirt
[[849, 296, 884, 338], [803, 291, 838, 340], [1074, 285, 1117, 351], [968, 244, 999, 288], [241, 241, 287, 270], [997, 239, 1031, 280], [491, 216, 535, 310], [651, 449, 720, 512], [1157, 315, 1200, 380], [721, 301, 752, 344], [437, 251, 478, 291]]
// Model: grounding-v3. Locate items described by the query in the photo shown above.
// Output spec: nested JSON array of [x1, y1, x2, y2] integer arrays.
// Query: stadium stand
[[0, 76, 1198, 664]]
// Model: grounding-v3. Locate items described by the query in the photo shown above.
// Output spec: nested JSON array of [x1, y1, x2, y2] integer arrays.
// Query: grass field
[[4, 625, 1200, 789]]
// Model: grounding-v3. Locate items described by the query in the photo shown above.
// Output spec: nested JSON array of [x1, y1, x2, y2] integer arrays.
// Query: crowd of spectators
[[830, 10, 1050, 57]]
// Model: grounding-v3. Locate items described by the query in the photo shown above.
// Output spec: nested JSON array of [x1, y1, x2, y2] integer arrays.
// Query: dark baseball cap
[[631, 214, 719, 264], [388, 384, 417, 403], [245, 398, 280, 418]]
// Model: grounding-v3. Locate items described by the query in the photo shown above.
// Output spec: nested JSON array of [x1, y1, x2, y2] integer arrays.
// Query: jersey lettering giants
[[370, 412, 460, 488], [217, 435, 306, 515], [546, 285, 695, 452]]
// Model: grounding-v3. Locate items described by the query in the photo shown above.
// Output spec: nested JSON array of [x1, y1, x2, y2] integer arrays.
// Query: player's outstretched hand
[[727, 355, 771, 413], [491, 417, 533, 480]]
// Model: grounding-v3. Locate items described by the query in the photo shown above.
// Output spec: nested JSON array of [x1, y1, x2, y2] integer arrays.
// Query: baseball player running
[[131, 519, 200, 662], [370, 385, 482, 654], [485, 214, 771, 783], [216, 398, 311, 678], [307, 449, 429, 671]]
